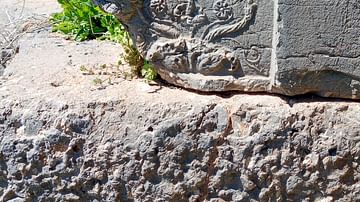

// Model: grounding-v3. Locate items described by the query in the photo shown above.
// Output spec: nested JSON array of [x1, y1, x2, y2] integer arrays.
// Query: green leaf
[[141, 61, 157, 81]]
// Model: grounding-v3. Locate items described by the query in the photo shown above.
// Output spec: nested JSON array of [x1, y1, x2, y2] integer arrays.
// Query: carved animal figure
[[148, 39, 190, 73]]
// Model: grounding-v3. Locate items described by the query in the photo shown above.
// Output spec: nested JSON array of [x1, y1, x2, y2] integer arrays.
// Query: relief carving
[[150, 0, 167, 17], [95, 0, 271, 78], [202, 0, 256, 42], [244, 46, 263, 74]]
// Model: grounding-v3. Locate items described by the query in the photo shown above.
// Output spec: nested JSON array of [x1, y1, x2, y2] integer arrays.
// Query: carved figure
[[148, 39, 190, 73], [95, 0, 263, 78]]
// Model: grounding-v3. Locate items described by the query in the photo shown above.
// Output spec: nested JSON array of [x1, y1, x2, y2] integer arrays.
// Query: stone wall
[[1, 96, 359, 201]]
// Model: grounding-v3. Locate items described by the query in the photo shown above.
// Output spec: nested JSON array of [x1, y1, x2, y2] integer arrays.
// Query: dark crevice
[[328, 147, 337, 156], [154, 76, 360, 104]]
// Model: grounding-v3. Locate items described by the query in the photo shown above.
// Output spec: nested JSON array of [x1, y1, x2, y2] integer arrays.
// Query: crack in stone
[[197, 108, 233, 201]]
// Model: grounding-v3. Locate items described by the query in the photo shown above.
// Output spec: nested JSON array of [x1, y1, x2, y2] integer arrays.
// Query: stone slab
[[275, 0, 360, 98], [95, 0, 360, 99]]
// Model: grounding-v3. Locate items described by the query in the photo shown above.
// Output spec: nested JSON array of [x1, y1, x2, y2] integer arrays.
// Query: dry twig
[[0, 0, 51, 68]]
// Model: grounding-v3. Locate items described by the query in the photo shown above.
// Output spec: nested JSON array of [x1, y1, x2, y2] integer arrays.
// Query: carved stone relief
[[141, 0, 272, 78], [95, 0, 360, 99], [95, 0, 274, 79]]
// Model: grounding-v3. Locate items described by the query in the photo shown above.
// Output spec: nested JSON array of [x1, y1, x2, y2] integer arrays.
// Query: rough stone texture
[[1, 1, 360, 201], [1, 87, 360, 202], [94, 0, 360, 99]]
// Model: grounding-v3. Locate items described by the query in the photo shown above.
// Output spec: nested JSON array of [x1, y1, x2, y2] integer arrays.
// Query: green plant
[[51, 0, 157, 80], [142, 60, 157, 81], [52, 0, 108, 41]]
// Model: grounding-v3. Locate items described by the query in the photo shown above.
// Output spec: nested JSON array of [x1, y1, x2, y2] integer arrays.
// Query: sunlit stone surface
[[95, 0, 360, 99]]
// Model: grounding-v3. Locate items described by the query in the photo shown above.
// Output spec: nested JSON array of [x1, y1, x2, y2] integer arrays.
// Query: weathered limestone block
[[94, 0, 360, 99]]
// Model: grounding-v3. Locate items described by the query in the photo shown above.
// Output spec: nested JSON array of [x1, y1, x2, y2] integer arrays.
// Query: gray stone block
[[275, 0, 360, 99], [94, 0, 360, 99]]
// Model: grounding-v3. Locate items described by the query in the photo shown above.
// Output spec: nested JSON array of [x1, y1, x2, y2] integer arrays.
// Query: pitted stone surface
[[0, 3, 360, 200], [95, 0, 360, 99], [1, 94, 360, 202]]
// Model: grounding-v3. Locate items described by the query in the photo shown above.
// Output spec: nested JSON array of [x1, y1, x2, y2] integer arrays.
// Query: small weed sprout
[[51, 0, 157, 81]]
